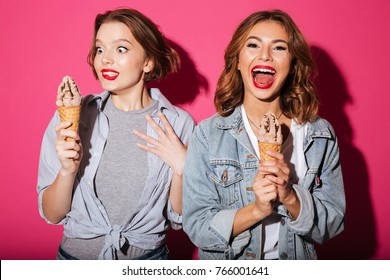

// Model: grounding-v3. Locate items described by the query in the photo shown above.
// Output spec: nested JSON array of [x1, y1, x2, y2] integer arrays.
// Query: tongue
[[254, 73, 273, 85]]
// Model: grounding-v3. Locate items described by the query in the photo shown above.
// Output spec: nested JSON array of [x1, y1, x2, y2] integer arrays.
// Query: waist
[[59, 237, 167, 260]]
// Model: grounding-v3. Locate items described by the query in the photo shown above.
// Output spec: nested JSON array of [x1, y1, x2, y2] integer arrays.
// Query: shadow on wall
[[149, 39, 209, 106], [150, 39, 209, 259], [311, 46, 377, 259]]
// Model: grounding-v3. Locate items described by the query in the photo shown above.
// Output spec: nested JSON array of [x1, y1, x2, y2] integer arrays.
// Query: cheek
[[276, 56, 292, 73], [116, 56, 134, 70], [93, 56, 100, 70], [240, 49, 257, 64]]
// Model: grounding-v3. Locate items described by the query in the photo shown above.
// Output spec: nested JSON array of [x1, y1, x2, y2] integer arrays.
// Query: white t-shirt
[[241, 105, 307, 259]]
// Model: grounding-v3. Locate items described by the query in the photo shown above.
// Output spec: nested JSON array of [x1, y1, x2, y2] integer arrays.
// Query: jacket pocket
[[210, 160, 242, 208]]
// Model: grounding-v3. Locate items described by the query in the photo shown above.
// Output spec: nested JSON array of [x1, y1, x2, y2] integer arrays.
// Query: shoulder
[[172, 105, 195, 123], [307, 116, 337, 140], [194, 113, 227, 141], [150, 88, 193, 121], [197, 107, 241, 133], [196, 113, 219, 130], [81, 91, 109, 108]]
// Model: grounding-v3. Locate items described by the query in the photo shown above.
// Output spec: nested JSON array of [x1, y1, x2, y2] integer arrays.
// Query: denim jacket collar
[[216, 107, 332, 138], [215, 106, 243, 131], [215, 106, 258, 157], [215, 106, 334, 156]]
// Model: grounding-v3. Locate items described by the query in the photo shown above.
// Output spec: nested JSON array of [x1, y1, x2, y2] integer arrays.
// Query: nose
[[101, 51, 114, 65], [258, 46, 271, 62]]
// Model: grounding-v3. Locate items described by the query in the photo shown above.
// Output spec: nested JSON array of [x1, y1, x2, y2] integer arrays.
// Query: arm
[[279, 120, 345, 243], [41, 121, 82, 224], [182, 124, 248, 255], [304, 132, 345, 243]]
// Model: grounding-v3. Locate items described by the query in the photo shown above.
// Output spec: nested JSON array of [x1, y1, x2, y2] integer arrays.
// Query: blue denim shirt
[[37, 88, 195, 259], [182, 106, 345, 260]]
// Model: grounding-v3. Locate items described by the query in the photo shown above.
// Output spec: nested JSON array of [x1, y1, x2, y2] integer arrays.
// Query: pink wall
[[1, 0, 389, 260]]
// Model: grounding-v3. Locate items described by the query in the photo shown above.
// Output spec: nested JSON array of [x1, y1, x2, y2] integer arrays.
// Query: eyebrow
[[247, 36, 288, 44], [95, 38, 134, 46]]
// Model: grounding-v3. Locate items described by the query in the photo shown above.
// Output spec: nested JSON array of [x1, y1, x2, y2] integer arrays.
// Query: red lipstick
[[101, 69, 119, 81], [251, 65, 276, 89]]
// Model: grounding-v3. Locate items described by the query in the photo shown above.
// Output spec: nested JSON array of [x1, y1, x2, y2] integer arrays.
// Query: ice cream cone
[[57, 105, 80, 141], [258, 141, 281, 161]]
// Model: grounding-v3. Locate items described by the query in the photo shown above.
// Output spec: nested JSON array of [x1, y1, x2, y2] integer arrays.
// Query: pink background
[[1, 0, 389, 260]]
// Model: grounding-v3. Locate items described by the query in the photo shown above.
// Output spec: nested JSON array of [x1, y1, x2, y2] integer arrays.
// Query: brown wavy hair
[[87, 8, 179, 83], [214, 10, 318, 123]]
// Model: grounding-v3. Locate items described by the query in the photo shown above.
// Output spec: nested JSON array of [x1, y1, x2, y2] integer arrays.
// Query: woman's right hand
[[232, 167, 277, 237], [55, 121, 83, 174], [251, 166, 278, 218]]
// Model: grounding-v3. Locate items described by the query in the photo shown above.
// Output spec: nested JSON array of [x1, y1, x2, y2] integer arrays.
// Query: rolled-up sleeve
[[286, 121, 345, 243], [166, 199, 182, 230], [183, 124, 248, 257], [37, 111, 64, 224]]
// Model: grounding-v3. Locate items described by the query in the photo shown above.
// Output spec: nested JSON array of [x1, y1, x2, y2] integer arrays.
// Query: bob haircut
[[214, 10, 318, 123], [87, 8, 179, 83]]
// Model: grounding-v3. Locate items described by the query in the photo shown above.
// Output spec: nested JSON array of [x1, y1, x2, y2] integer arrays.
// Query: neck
[[111, 87, 152, 112], [243, 95, 282, 119], [243, 105, 283, 123]]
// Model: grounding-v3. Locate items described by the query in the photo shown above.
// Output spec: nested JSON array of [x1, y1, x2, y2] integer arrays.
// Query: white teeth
[[252, 68, 275, 74], [103, 72, 118, 77]]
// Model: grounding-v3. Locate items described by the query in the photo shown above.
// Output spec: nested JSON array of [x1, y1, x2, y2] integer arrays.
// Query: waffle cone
[[258, 141, 281, 161], [57, 106, 80, 141]]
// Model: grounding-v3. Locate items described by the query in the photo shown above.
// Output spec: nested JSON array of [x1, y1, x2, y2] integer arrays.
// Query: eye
[[95, 47, 104, 54], [247, 43, 259, 48], [117, 46, 128, 53], [274, 45, 288, 51]]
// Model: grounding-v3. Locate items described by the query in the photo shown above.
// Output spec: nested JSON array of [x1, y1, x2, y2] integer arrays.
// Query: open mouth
[[252, 66, 275, 89], [101, 69, 119, 81]]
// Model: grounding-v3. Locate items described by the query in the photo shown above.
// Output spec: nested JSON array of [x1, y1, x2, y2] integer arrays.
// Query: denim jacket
[[182, 106, 345, 260]]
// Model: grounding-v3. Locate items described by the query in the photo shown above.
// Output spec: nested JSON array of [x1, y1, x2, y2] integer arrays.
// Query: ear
[[143, 59, 155, 73], [237, 61, 240, 71]]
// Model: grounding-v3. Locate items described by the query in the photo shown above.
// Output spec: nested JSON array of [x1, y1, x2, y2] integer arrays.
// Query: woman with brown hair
[[37, 8, 194, 260], [183, 10, 345, 260]]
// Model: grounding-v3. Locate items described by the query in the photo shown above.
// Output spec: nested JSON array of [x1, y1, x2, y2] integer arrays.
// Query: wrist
[[250, 203, 268, 221], [282, 187, 298, 207], [171, 164, 184, 177], [59, 167, 78, 178]]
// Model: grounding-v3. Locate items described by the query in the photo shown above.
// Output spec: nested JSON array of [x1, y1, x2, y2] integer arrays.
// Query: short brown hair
[[87, 8, 179, 82], [214, 10, 318, 123]]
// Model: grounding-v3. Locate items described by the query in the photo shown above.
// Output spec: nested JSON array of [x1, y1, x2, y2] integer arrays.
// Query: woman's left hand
[[134, 111, 187, 176], [258, 150, 293, 205]]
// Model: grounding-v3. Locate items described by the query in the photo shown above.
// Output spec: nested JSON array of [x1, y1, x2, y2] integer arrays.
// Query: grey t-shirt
[[61, 96, 158, 259]]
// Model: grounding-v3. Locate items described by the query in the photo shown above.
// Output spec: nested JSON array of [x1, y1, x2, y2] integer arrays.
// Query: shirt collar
[[84, 88, 178, 117], [215, 106, 332, 139]]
